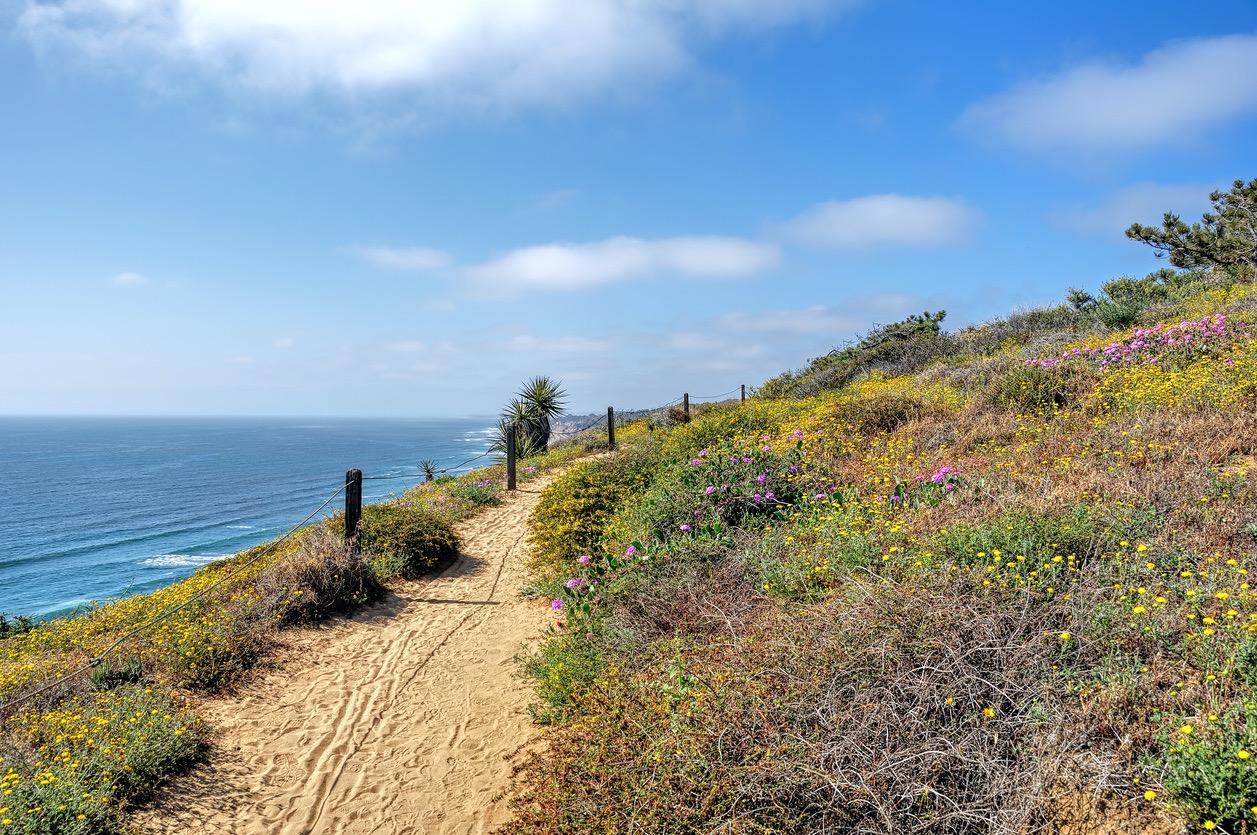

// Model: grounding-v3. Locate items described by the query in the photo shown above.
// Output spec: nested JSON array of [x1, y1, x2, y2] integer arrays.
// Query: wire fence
[[0, 482, 351, 715], [0, 385, 747, 717]]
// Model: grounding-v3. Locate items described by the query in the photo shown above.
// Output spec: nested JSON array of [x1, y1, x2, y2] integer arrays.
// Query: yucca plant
[[420, 459, 437, 482], [516, 376, 567, 451], [490, 377, 567, 460], [489, 413, 543, 460]]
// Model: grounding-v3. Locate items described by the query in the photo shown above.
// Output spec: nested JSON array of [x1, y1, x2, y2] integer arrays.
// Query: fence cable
[[689, 387, 740, 401], [0, 482, 350, 717], [560, 394, 688, 436]]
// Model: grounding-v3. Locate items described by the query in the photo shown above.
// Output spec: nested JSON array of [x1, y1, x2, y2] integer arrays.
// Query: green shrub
[[2, 685, 202, 833], [842, 389, 940, 432], [758, 311, 957, 399], [0, 614, 35, 639], [657, 402, 788, 460], [256, 526, 384, 624], [930, 505, 1112, 576], [357, 503, 460, 579], [1093, 298, 1143, 329], [1159, 704, 1257, 831], [520, 632, 606, 725], [450, 476, 501, 506], [985, 362, 1095, 412], [956, 304, 1085, 356], [606, 436, 805, 550], [88, 656, 144, 691], [528, 444, 660, 578]]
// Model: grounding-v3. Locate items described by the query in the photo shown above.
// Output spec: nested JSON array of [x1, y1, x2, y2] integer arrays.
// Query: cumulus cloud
[[19, 0, 856, 114], [778, 195, 981, 248], [465, 235, 779, 290], [353, 245, 451, 271], [959, 33, 1257, 151], [1054, 182, 1215, 238], [110, 271, 147, 286]]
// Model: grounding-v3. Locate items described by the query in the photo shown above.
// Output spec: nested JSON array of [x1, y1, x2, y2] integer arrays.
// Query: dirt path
[[140, 475, 556, 835]]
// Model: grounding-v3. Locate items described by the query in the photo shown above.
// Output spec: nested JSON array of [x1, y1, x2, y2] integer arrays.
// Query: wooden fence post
[[607, 406, 616, 450], [344, 468, 363, 551], [740, 384, 746, 403], [506, 423, 517, 491], [683, 392, 690, 419]]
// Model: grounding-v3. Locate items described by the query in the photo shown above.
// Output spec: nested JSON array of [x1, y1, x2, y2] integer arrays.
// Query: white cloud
[[778, 195, 980, 248], [354, 245, 451, 271], [465, 235, 779, 290], [510, 335, 610, 353], [110, 271, 147, 286], [959, 33, 1257, 151], [273, 337, 296, 349], [1054, 182, 1214, 238], [19, 1, 856, 114]]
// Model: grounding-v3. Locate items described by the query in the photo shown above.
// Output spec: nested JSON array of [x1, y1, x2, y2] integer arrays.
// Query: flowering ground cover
[[512, 278, 1257, 833]]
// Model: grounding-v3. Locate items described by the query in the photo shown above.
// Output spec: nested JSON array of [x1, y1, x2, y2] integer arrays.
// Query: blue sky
[[3, 0, 1256, 416]]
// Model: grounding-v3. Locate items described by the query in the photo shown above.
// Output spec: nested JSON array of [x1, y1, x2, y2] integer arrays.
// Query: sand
[[139, 474, 556, 835]]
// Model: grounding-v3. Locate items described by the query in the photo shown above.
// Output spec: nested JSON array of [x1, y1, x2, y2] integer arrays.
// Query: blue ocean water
[[0, 417, 496, 619]]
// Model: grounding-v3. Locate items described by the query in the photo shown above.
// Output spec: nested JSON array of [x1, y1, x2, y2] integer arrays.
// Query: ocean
[[0, 416, 496, 619]]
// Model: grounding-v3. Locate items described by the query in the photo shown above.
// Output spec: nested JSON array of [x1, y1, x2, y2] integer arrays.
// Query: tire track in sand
[[138, 474, 557, 835]]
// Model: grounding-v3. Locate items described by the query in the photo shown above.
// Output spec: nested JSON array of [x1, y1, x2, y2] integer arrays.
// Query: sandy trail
[[141, 475, 556, 835]]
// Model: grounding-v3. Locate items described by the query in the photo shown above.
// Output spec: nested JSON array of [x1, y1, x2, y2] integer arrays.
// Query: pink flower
[[705, 485, 717, 495], [550, 599, 563, 611], [625, 545, 637, 557], [578, 554, 591, 565]]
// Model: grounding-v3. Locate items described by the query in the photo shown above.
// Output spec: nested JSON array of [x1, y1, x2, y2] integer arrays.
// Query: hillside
[[508, 263, 1257, 832], [4, 185, 1256, 834]]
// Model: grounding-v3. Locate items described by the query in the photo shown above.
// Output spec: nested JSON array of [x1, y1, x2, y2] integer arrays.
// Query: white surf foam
[[141, 554, 230, 568]]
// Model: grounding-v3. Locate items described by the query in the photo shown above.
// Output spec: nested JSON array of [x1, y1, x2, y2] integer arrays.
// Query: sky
[[2, 0, 1256, 417]]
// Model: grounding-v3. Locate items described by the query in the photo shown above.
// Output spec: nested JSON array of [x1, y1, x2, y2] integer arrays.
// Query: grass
[[513, 270, 1257, 834], [0, 441, 586, 833]]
